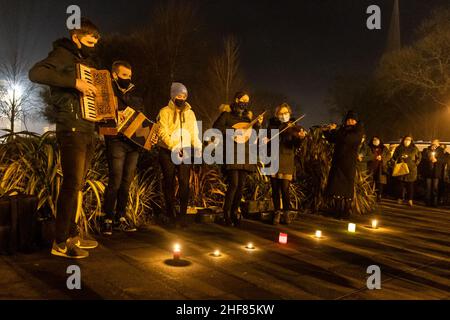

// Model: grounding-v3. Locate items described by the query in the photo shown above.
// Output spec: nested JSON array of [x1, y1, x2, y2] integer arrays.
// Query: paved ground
[[1, 199, 449, 300]]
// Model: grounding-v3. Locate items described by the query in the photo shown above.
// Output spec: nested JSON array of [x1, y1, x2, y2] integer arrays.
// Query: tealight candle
[[348, 223, 356, 233], [279, 233, 288, 244], [173, 243, 181, 260], [371, 219, 378, 229], [315, 230, 322, 238], [246, 242, 255, 250], [213, 250, 221, 257]]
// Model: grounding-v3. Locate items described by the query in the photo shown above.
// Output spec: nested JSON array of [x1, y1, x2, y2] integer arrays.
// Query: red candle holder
[[279, 233, 288, 244]]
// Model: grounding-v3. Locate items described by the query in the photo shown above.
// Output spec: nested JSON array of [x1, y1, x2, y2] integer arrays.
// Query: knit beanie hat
[[170, 82, 188, 100]]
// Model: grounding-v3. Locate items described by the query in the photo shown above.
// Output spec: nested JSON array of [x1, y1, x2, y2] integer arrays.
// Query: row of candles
[[172, 219, 380, 260]]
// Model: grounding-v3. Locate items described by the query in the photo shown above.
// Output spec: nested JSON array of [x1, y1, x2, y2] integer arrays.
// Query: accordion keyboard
[[77, 63, 117, 122]]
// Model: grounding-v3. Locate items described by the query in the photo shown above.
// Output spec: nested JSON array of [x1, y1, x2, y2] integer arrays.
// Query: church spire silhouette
[[386, 0, 401, 52]]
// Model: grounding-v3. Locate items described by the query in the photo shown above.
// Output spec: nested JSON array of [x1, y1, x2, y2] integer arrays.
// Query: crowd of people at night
[[27, 18, 448, 259]]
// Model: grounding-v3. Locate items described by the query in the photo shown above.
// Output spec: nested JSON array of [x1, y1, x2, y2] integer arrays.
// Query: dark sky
[[1, 0, 448, 128]]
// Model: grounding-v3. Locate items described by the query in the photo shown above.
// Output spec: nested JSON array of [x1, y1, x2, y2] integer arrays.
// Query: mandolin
[[232, 111, 266, 144]]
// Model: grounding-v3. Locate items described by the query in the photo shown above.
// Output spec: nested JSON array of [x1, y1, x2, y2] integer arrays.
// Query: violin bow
[[267, 114, 306, 142]]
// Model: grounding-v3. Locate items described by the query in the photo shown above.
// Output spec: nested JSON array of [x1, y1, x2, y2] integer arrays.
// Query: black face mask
[[234, 102, 249, 115], [237, 102, 249, 110], [79, 43, 96, 58], [116, 77, 131, 89], [174, 99, 186, 109]]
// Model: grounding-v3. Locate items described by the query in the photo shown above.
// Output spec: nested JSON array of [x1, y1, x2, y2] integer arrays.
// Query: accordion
[[116, 107, 159, 151], [76, 63, 117, 122]]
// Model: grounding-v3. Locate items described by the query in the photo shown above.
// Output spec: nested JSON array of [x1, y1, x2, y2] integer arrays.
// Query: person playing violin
[[266, 103, 306, 225]]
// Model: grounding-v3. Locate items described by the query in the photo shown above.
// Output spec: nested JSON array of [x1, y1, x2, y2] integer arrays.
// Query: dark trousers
[[398, 180, 414, 201], [56, 131, 96, 243], [223, 170, 248, 218], [103, 138, 140, 221], [375, 181, 384, 200], [271, 178, 291, 211], [159, 148, 191, 218], [426, 178, 439, 206]]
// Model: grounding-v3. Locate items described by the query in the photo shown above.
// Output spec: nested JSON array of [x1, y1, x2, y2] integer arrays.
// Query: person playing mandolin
[[213, 91, 264, 227]]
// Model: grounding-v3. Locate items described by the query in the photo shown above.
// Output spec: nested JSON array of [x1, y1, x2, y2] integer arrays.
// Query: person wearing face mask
[[157, 83, 202, 228], [266, 103, 306, 225], [392, 135, 422, 206], [421, 139, 445, 207], [28, 18, 101, 259], [323, 110, 364, 220], [368, 136, 391, 202], [213, 91, 264, 227], [101, 61, 145, 235]]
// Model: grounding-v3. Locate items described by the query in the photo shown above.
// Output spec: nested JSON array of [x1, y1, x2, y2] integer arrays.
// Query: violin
[[267, 114, 306, 142]]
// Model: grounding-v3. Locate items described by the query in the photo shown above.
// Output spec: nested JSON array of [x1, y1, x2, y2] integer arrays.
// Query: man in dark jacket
[[102, 61, 144, 235], [28, 18, 100, 259], [422, 139, 445, 207], [324, 110, 364, 219]]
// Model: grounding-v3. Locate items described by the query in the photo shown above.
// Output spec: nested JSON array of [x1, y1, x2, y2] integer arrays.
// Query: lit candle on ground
[[173, 243, 181, 260], [315, 230, 322, 238], [372, 219, 378, 229], [213, 250, 221, 257], [279, 233, 288, 244], [246, 242, 255, 250], [348, 223, 356, 233]]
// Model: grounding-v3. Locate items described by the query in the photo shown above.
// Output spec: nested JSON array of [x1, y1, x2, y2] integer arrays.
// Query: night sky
[[1, 0, 448, 129]]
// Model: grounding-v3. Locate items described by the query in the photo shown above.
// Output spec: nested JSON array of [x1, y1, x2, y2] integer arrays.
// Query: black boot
[[281, 211, 292, 224], [272, 211, 281, 225], [231, 212, 241, 227], [221, 210, 232, 226]]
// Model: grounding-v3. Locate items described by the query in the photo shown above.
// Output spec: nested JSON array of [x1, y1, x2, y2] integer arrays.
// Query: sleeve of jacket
[[133, 96, 145, 113], [324, 129, 337, 144], [415, 147, 422, 165], [189, 111, 202, 149], [157, 108, 175, 150], [212, 112, 228, 134], [28, 48, 76, 88], [392, 146, 400, 162]]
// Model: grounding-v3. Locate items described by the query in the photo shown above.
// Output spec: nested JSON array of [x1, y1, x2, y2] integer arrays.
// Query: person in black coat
[[102, 61, 145, 235], [324, 110, 364, 219], [28, 18, 100, 259], [421, 139, 446, 207], [392, 135, 422, 206], [213, 91, 264, 226], [266, 103, 306, 225], [367, 136, 391, 202]]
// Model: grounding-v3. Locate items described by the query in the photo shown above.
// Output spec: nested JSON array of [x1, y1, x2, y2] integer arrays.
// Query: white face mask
[[278, 114, 290, 123]]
